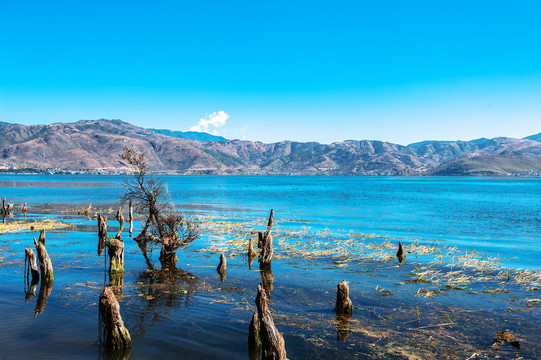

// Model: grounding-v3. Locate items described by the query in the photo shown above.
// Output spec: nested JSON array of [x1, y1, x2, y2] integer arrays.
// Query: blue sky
[[1, 1, 540, 144]]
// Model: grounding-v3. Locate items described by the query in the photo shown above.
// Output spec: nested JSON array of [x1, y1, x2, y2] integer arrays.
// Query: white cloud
[[190, 111, 230, 134]]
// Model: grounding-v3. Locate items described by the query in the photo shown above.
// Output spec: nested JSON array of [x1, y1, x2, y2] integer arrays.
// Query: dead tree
[[128, 199, 134, 237], [120, 146, 198, 268], [98, 215, 108, 256], [107, 237, 125, 274], [255, 283, 286, 360], [115, 207, 125, 238], [99, 286, 132, 349], [397, 241, 406, 264], [34, 230, 54, 285], [24, 248, 39, 282], [334, 280, 353, 315]]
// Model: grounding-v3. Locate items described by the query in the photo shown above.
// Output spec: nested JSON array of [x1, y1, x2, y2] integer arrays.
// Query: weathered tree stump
[[397, 241, 406, 264], [159, 237, 178, 270], [115, 207, 125, 238], [255, 283, 286, 360], [22, 202, 27, 218], [24, 248, 39, 282], [107, 237, 125, 274], [98, 214, 108, 256], [259, 210, 275, 264], [266, 209, 274, 231], [248, 312, 261, 345], [84, 203, 92, 216], [34, 230, 54, 285], [334, 280, 353, 315], [260, 261, 274, 295], [6, 202, 14, 214], [99, 286, 132, 349], [128, 200, 134, 237], [217, 253, 227, 282], [248, 237, 257, 270]]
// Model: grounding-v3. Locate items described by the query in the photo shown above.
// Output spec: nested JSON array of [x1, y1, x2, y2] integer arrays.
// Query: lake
[[0, 175, 540, 359]]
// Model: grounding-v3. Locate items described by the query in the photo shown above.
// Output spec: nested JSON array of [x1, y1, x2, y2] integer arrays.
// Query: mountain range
[[0, 119, 540, 176]]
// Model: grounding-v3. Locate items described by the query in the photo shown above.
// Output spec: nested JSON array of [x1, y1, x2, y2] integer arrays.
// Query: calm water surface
[[0, 175, 540, 359]]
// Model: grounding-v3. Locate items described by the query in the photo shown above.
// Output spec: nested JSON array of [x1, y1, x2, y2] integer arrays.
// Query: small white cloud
[[190, 111, 230, 135]]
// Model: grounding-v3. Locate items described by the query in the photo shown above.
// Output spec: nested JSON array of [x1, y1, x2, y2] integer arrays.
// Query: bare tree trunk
[[159, 237, 177, 270], [107, 238, 125, 274], [34, 231, 54, 285], [98, 215, 108, 256], [334, 280, 353, 315], [255, 283, 286, 360], [25, 248, 39, 282], [99, 286, 132, 349], [217, 253, 227, 282], [115, 207, 124, 238], [128, 200, 133, 237]]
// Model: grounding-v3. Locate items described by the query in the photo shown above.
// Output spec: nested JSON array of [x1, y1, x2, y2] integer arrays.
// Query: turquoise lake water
[[0, 175, 540, 359]]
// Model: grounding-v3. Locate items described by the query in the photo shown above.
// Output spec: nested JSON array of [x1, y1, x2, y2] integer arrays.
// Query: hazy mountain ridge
[[0, 119, 540, 176], [148, 128, 228, 142]]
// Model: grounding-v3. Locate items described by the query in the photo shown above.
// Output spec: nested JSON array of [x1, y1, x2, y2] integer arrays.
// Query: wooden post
[[334, 280, 353, 315], [217, 253, 227, 282], [34, 230, 54, 285], [128, 200, 134, 237], [98, 215, 108, 256], [99, 286, 132, 349], [397, 241, 406, 264], [255, 283, 286, 360], [24, 248, 39, 282], [107, 237, 125, 274], [115, 207, 124, 238]]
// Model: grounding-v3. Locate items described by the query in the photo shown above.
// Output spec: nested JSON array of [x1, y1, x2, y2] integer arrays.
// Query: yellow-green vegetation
[[193, 215, 541, 298], [0, 219, 74, 234]]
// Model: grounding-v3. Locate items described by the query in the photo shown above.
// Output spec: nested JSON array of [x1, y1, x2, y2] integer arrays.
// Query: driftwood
[[115, 207, 124, 238], [99, 286, 132, 349], [217, 253, 227, 282], [98, 215, 108, 256], [334, 280, 352, 315], [255, 283, 286, 360], [22, 202, 27, 218], [107, 237, 125, 274], [397, 241, 406, 264], [128, 200, 134, 237], [34, 230, 54, 285]]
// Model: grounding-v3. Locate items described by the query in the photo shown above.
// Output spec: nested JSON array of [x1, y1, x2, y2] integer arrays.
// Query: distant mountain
[[0, 119, 539, 176], [149, 128, 227, 142], [525, 132, 541, 143]]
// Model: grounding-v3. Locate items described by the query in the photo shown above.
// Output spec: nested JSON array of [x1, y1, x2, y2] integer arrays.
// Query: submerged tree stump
[[98, 215, 108, 256], [24, 248, 39, 282], [22, 202, 27, 218], [107, 237, 125, 274], [397, 241, 406, 264], [259, 210, 275, 264], [334, 280, 353, 315], [248, 312, 261, 345], [99, 286, 132, 349], [255, 283, 286, 360], [159, 237, 178, 270], [217, 253, 227, 282], [34, 230, 54, 285]]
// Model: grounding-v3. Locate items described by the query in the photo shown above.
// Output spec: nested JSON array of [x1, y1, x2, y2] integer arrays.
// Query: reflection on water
[[35, 280, 53, 317], [260, 261, 274, 296], [336, 314, 352, 342]]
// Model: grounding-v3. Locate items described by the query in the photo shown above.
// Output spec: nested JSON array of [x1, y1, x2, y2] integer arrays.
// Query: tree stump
[[34, 231, 54, 285], [248, 312, 261, 345], [115, 207, 124, 238], [22, 202, 27, 218], [159, 237, 178, 270], [25, 248, 39, 282], [260, 261, 274, 295], [99, 286, 132, 349], [217, 253, 227, 282], [259, 232, 273, 264], [397, 241, 406, 264], [255, 283, 286, 360], [107, 237, 125, 274], [98, 215, 108, 256], [248, 237, 257, 270], [334, 280, 352, 315], [128, 200, 134, 237]]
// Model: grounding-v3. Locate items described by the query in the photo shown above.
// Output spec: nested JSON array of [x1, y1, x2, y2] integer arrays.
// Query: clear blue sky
[[1, 1, 540, 144]]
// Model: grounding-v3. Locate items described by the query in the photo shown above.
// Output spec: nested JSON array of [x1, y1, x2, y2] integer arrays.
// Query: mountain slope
[[0, 119, 540, 175], [149, 128, 227, 142]]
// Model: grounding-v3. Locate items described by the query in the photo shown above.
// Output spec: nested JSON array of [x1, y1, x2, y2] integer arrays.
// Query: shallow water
[[0, 175, 540, 359]]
